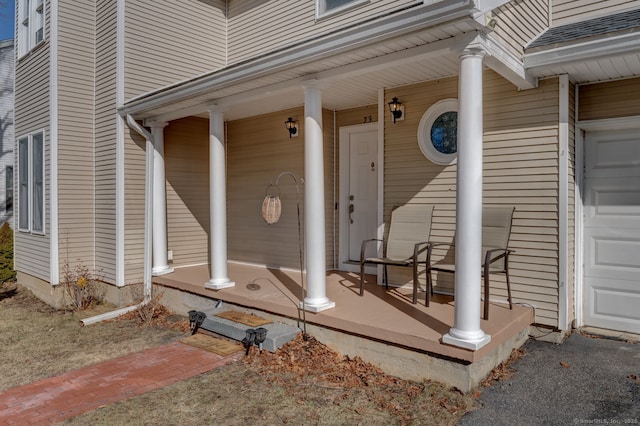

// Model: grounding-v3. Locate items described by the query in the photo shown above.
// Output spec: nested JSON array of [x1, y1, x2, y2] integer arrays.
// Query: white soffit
[[526, 51, 640, 83]]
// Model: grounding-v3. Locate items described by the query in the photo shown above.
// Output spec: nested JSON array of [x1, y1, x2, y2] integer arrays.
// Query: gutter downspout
[[80, 115, 154, 326]]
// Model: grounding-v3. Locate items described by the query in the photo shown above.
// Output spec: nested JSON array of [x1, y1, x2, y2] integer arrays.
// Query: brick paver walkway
[[0, 341, 242, 425]]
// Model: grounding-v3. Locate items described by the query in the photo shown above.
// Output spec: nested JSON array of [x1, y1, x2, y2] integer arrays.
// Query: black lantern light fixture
[[388, 97, 403, 123], [285, 117, 298, 138]]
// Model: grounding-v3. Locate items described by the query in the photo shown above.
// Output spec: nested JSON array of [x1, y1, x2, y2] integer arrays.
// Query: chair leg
[[506, 270, 513, 310], [359, 261, 365, 296], [412, 262, 418, 304], [425, 267, 431, 307], [483, 266, 490, 321], [383, 265, 388, 290]]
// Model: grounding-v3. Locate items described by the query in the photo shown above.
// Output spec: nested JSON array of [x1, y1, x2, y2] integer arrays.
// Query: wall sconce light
[[285, 117, 299, 138], [388, 97, 404, 123]]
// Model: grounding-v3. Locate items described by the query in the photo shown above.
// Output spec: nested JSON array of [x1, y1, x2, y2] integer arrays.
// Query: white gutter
[[80, 115, 154, 326]]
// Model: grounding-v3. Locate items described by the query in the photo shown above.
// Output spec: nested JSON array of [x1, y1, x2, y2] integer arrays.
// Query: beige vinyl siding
[[57, 0, 95, 269], [577, 77, 640, 121], [492, 0, 549, 59], [124, 0, 226, 99], [551, 0, 640, 26], [485, 75, 560, 327], [226, 108, 336, 270], [14, 10, 51, 282], [95, 0, 118, 284], [165, 117, 209, 267], [124, 130, 146, 284], [227, 0, 418, 65], [336, 105, 378, 130], [384, 74, 561, 327]]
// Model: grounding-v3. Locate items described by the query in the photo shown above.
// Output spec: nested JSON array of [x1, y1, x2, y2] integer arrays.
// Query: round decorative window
[[417, 99, 459, 165]]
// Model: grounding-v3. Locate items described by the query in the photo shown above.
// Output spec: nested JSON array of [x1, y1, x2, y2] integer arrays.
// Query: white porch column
[[302, 80, 335, 312], [204, 108, 235, 289], [442, 49, 491, 350], [149, 121, 173, 276]]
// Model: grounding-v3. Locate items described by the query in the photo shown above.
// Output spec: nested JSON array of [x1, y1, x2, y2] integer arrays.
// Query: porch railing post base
[[299, 299, 336, 313], [205, 278, 235, 290], [152, 265, 174, 276], [442, 330, 491, 351]]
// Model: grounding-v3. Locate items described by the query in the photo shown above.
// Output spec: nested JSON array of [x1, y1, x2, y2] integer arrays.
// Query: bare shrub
[[127, 283, 170, 325], [60, 261, 104, 312]]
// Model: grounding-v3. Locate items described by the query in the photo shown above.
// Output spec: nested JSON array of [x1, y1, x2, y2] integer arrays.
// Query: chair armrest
[[484, 247, 515, 268], [412, 241, 433, 263], [361, 238, 384, 262], [425, 242, 451, 266]]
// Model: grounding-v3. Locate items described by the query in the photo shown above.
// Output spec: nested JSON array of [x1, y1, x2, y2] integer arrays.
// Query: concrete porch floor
[[154, 262, 533, 391]]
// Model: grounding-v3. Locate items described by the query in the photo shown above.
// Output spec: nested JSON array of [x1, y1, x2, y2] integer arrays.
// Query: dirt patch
[[3, 282, 477, 424]]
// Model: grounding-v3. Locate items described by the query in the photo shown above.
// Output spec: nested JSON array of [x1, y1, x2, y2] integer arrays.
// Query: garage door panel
[[583, 129, 640, 334], [584, 178, 640, 228], [585, 130, 640, 178], [584, 228, 640, 280], [585, 277, 640, 332]]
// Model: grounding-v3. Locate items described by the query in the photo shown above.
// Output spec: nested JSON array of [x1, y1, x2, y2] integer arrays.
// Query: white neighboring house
[[0, 39, 14, 228]]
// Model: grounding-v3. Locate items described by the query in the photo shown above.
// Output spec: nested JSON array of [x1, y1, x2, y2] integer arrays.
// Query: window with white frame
[[18, 131, 45, 233], [18, 0, 45, 57], [316, 0, 367, 18]]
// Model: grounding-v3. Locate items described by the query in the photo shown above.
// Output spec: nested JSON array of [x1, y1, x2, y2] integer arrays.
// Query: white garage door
[[583, 128, 640, 334]]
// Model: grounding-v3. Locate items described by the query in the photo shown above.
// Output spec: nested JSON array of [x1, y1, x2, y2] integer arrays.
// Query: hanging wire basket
[[261, 183, 282, 224]]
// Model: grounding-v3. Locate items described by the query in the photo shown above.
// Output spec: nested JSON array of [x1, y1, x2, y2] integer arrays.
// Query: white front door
[[583, 128, 640, 334], [339, 124, 379, 271]]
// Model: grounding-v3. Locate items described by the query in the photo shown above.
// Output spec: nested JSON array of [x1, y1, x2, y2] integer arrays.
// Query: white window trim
[[17, 130, 46, 235], [316, 0, 369, 20], [18, 0, 46, 58], [417, 98, 459, 165]]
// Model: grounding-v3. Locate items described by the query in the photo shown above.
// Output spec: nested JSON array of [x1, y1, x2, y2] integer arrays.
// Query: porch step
[[198, 307, 300, 353]]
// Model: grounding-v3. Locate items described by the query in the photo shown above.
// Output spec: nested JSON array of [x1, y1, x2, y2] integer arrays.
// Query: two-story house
[[13, 0, 640, 390]]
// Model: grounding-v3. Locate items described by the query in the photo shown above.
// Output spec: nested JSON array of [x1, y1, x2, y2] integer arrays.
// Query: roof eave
[[524, 31, 640, 69], [118, 0, 478, 118]]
